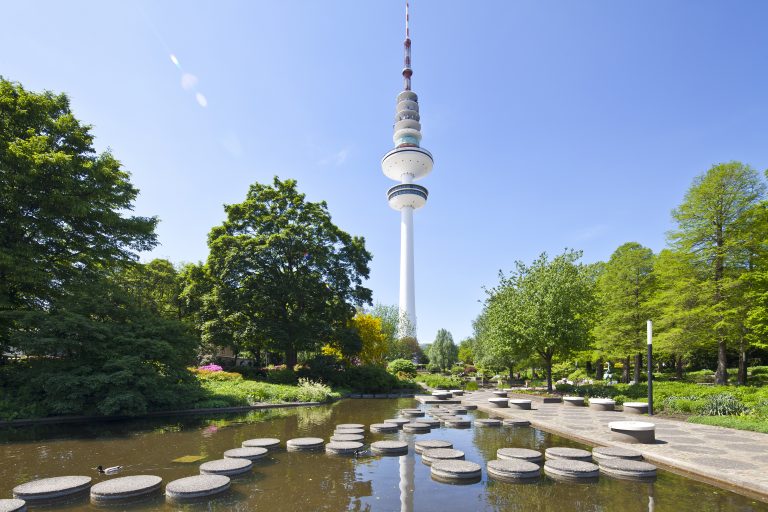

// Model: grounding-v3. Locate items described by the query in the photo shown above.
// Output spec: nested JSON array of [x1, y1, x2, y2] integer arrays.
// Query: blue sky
[[3, 1, 767, 343]]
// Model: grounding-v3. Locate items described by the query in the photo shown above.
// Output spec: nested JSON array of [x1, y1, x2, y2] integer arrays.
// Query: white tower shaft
[[399, 206, 416, 338]]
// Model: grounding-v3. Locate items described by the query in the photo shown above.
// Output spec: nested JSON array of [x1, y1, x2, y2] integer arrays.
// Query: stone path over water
[[462, 390, 768, 500]]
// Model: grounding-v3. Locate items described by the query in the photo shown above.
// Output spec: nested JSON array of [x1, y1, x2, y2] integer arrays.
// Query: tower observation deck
[[382, 1, 433, 339]]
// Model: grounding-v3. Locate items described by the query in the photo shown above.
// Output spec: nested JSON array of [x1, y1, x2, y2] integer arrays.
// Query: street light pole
[[647, 320, 653, 416]]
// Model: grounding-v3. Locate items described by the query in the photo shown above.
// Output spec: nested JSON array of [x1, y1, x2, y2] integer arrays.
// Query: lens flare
[[170, 54, 181, 68], [181, 73, 198, 90], [195, 93, 208, 107]]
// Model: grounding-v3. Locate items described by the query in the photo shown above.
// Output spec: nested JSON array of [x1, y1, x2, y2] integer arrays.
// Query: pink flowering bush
[[199, 364, 223, 372]]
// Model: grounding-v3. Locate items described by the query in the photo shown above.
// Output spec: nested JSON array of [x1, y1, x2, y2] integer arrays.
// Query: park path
[[461, 390, 768, 501]]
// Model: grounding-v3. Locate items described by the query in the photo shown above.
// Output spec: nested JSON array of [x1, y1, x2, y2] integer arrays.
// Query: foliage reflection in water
[[0, 399, 766, 511]]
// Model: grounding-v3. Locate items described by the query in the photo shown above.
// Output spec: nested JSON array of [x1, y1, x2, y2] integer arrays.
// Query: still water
[[0, 399, 766, 511]]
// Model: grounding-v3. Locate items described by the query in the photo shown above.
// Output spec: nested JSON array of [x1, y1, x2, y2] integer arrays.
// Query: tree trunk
[[545, 358, 553, 392], [285, 347, 298, 369], [715, 341, 728, 385], [675, 355, 684, 380], [634, 352, 641, 383], [737, 348, 747, 386], [586, 360, 593, 376], [508, 366, 514, 384], [595, 358, 603, 380], [623, 355, 630, 383], [531, 368, 538, 379]]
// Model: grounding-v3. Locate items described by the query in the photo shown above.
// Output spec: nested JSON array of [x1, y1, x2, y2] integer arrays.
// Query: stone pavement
[[461, 390, 768, 501]]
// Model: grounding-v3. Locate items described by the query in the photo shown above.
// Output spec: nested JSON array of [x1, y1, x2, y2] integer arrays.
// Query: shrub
[[345, 365, 401, 392], [662, 396, 705, 414], [192, 370, 243, 382], [415, 374, 462, 389], [465, 381, 479, 391], [699, 393, 749, 416], [264, 368, 299, 385], [387, 359, 417, 379], [199, 364, 223, 372]]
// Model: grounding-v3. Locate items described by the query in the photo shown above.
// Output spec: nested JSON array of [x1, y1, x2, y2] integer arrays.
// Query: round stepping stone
[[445, 407, 467, 415], [623, 402, 649, 415], [488, 398, 509, 408], [545, 447, 592, 462], [286, 437, 325, 451], [403, 422, 431, 433], [497, 448, 543, 463], [431, 460, 482, 483], [370, 423, 399, 433], [334, 428, 364, 435], [492, 390, 508, 397], [200, 458, 252, 476], [422, 448, 465, 466], [223, 447, 268, 460], [589, 398, 616, 411], [599, 458, 657, 480], [383, 418, 410, 428], [242, 438, 280, 450], [592, 446, 643, 463], [13, 476, 92, 503], [336, 423, 364, 429], [165, 475, 230, 501], [331, 433, 365, 442], [444, 417, 471, 428], [608, 421, 656, 444], [400, 409, 425, 418], [371, 440, 408, 456], [0, 500, 26, 512], [90, 475, 162, 503], [432, 392, 451, 400], [544, 459, 599, 481], [475, 418, 502, 427], [414, 439, 453, 454], [461, 404, 478, 410], [487, 459, 541, 481], [563, 396, 585, 406], [502, 418, 530, 427], [325, 441, 364, 455], [417, 418, 441, 427], [509, 399, 532, 410], [449, 389, 464, 396]]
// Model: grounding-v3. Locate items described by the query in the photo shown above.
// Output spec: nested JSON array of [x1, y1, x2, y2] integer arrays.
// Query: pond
[[0, 399, 766, 511]]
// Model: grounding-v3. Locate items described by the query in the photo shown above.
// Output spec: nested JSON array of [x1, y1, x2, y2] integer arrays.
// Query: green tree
[[474, 292, 527, 383], [428, 329, 458, 371], [457, 337, 475, 365], [593, 242, 655, 383], [205, 177, 372, 367], [115, 259, 185, 320], [669, 162, 766, 384]]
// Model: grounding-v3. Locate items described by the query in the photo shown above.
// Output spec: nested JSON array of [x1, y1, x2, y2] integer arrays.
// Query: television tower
[[382, 1, 433, 339]]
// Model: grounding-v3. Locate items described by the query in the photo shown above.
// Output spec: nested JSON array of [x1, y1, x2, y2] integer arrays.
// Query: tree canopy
[[428, 328, 458, 371]]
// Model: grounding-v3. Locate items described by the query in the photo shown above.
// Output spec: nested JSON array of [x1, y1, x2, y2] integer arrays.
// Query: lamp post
[[647, 320, 653, 416]]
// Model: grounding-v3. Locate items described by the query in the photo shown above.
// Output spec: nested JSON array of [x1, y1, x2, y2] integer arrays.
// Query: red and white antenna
[[403, 0, 413, 91]]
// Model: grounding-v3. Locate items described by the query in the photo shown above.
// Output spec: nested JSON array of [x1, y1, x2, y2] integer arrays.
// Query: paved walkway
[[460, 390, 768, 501]]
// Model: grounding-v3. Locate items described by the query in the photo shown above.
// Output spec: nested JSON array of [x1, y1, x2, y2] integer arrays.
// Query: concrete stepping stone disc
[[421, 448, 465, 466], [497, 448, 543, 463], [502, 418, 531, 427], [493, 390, 508, 396], [509, 399, 533, 410], [563, 396, 585, 406], [608, 421, 656, 444], [417, 418, 442, 428], [90, 475, 162, 503], [334, 428, 364, 435], [371, 440, 409, 456], [325, 441, 364, 455], [165, 475, 230, 501], [444, 417, 471, 428], [223, 447, 268, 460], [369, 423, 399, 433], [622, 402, 649, 414], [449, 390, 464, 396], [0, 499, 26, 512], [432, 392, 451, 400], [488, 398, 509, 408], [13, 476, 92, 503], [461, 404, 478, 410], [545, 447, 593, 462], [383, 418, 410, 428], [242, 438, 281, 450], [403, 422, 431, 433], [475, 418, 502, 427], [430, 460, 482, 483], [487, 459, 541, 481], [199, 458, 253, 476], [414, 439, 453, 454], [589, 398, 616, 411], [336, 423, 365, 429], [544, 459, 599, 481], [286, 437, 325, 451], [592, 446, 643, 463], [400, 409, 425, 417], [331, 433, 365, 442], [445, 408, 467, 415], [599, 458, 657, 480]]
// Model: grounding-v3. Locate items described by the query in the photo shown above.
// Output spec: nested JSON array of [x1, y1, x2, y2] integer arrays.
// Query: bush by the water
[[415, 373, 462, 390], [197, 376, 339, 406], [387, 359, 417, 379], [294, 356, 416, 393]]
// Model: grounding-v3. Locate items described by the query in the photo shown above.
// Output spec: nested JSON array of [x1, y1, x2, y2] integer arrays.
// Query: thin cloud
[[570, 224, 609, 242], [318, 147, 350, 167]]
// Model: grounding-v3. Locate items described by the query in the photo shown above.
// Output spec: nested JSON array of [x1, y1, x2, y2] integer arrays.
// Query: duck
[[96, 465, 123, 475]]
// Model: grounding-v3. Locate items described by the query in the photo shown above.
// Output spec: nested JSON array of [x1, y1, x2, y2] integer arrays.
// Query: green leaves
[[428, 328, 457, 371]]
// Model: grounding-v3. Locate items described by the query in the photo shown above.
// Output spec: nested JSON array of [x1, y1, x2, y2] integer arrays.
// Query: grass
[[414, 373, 463, 390], [688, 415, 768, 434]]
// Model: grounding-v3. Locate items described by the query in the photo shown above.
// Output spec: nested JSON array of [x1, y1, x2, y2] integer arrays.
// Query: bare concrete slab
[[430, 460, 482, 484], [286, 437, 324, 451], [199, 458, 252, 476], [415, 439, 453, 454], [421, 448, 465, 466], [497, 448, 543, 463], [371, 440, 408, 456], [90, 475, 162, 503], [487, 459, 541, 481], [223, 447, 268, 460], [461, 389, 768, 501], [331, 433, 365, 442], [165, 475, 230, 501], [13, 476, 91, 503], [242, 438, 280, 450]]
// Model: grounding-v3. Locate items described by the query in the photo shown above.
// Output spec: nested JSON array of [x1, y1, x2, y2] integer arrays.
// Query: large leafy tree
[[594, 242, 655, 383], [474, 287, 528, 382], [352, 313, 388, 366], [205, 177, 372, 367], [428, 328, 458, 371], [668, 162, 765, 384]]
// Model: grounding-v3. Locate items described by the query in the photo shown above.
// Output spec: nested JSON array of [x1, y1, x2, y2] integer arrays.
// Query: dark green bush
[[415, 374, 462, 389], [264, 368, 299, 385], [387, 359, 417, 379]]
